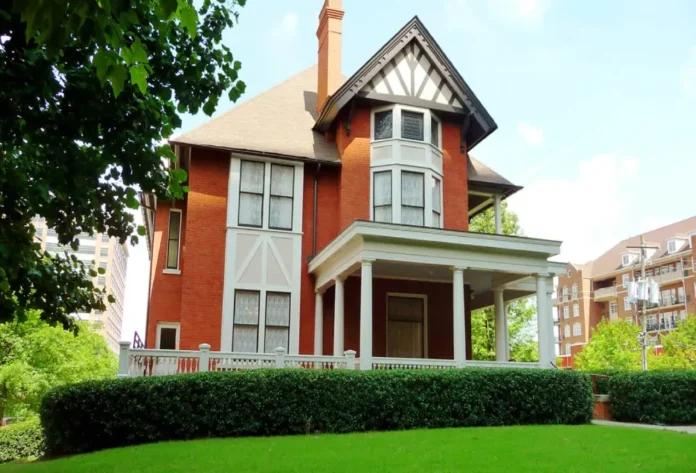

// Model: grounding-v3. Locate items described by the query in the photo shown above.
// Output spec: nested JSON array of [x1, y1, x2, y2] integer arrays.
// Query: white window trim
[[164, 209, 182, 273], [624, 296, 631, 311], [371, 104, 442, 150], [226, 155, 304, 234], [622, 274, 629, 288], [573, 304, 579, 317], [385, 293, 429, 358], [156, 322, 180, 350], [571, 283, 578, 295], [563, 306, 569, 319], [564, 324, 570, 338], [573, 323, 581, 336], [610, 301, 618, 315]]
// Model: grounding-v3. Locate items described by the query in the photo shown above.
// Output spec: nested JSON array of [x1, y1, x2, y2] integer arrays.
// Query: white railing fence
[[117, 342, 357, 378], [117, 342, 545, 377]]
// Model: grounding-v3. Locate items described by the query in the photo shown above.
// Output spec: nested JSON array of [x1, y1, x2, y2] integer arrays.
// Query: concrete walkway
[[592, 420, 696, 434]]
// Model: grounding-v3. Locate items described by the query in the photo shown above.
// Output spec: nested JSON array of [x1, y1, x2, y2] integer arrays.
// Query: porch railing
[[117, 342, 544, 377]]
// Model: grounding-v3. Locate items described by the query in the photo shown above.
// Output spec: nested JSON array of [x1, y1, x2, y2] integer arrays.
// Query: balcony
[[594, 286, 617, 301], [647, 316, 680, 332], [653, 271, 683, 286]]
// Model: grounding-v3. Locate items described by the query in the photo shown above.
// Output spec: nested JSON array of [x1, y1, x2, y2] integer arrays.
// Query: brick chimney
[[316, 0, 344, 114]]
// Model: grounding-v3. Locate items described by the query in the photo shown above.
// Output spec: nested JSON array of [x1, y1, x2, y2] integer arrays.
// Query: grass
[[3, 425, 696, 473]]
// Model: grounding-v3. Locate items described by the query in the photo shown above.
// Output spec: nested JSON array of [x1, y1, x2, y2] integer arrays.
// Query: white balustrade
[[117, 343, 541, 377]]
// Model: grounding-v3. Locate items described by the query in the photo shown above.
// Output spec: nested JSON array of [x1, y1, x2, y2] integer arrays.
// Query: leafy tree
[[649, 316, 696, 370], [469, 202, 538, 361], [0, 0, 247, 327], [575, 319, 642, 371], [0, 314, 117, 420]]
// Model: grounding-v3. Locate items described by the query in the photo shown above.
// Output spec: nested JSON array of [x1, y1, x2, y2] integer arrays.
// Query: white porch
[[308, 220, 566, 370]]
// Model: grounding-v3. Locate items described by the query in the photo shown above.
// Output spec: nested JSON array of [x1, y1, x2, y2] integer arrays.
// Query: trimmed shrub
[[0, 419, 45, 463], [610, 371, 696, 425], [41, 368, 593, 456]]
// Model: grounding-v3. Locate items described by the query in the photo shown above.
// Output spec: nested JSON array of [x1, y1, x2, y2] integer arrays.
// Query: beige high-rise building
[[32, 217, 128, 353]]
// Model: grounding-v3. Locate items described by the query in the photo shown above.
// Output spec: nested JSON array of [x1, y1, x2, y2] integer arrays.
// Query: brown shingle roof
[[171, 65, 341, 163], [585, 216, 696, 279], [171, 64, 515, 191], [468, 155, 518, 188]]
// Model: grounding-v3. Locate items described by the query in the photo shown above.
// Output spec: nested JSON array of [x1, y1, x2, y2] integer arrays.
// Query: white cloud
[[517, 122, 544, 146], [681, 47, 696, 97], [444, 0, 550, 32], [508, 154, 640, 264], [273, 12, 299, 37]]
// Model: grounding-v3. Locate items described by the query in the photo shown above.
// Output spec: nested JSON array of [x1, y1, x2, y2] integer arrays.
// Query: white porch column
[[494, 288, 507, 362], [314, 290, 324, 355], [536, 273, 553, 368], [494, 194, 503, 234], [360, 259, 374, 370], [452, 266, 466, 367], [333, 276, 345, 357], [545, 278, 556, 365]]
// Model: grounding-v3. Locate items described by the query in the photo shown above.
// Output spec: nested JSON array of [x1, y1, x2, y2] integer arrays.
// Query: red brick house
[[133, 0, 565, 374]]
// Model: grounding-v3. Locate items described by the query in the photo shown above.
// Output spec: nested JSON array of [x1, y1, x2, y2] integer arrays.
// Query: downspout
[[312, 163, 322, 257]]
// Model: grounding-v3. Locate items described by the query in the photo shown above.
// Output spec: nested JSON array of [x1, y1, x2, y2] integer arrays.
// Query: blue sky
[[122, 0, 696, 340]]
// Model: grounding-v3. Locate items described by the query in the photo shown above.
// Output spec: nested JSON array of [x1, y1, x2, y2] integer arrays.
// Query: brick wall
[[178, 148, 229, 350], [146, 200, 186, 347], [442, 120, 469, 231], [336, 106, 371, 231]]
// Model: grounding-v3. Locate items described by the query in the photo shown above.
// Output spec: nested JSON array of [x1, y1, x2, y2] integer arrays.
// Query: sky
[[121, 0, 696, 341]]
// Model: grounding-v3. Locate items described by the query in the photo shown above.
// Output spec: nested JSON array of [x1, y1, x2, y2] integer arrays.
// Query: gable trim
[[314, 16, 497, 149]]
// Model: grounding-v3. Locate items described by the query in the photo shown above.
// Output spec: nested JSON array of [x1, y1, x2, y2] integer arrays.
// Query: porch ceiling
[[309, 220, 566, 293]]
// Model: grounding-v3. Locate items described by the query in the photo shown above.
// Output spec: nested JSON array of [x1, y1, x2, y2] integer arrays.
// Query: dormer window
[[621, 253, 637, 267], [668, 240, 677, 253]]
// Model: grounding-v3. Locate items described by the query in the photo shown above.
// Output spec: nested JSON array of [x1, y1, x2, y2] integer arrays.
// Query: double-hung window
[[264, 292, 291, 353], [401, 171, 424, 226], [269, 164, 294, 230], [573, 304, 579, 317], [373, 171, 392, 222], [573, 323, 581, 336], [233, 290, 261, 352], [238, 161, 265, 227], [563, 306, 569, 319], [166, 209, 182, 271], [564, 324, 570, 338]]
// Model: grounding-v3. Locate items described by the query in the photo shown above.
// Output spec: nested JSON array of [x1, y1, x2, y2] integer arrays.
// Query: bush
[[610, 371, 696, 425], [41, 369, 593, 456], [0, 419, 45, 463]]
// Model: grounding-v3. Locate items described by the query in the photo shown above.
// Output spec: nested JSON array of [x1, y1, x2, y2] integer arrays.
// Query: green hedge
[[41, 369, 593, 456], [610, 371, 696, 425], [0, 419, 45, 463]]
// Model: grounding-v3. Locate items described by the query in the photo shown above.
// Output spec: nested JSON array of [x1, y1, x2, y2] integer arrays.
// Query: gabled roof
[[584, 215, 696, 279], [314, 16, 497, 149], [171, 65, 341, 163], [468, 156, 519, 190]]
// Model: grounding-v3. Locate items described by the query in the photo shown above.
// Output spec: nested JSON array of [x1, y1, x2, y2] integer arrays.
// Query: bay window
[[369, 105, 443, 228]]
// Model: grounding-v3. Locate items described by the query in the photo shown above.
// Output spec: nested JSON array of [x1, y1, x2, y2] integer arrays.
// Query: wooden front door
[[387, 295, 425, 358]]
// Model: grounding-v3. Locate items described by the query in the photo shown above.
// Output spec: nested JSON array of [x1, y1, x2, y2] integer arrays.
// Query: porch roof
[[309, 221, 566, 292]]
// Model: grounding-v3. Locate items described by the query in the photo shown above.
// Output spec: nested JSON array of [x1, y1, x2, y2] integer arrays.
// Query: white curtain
[[264, 327, 289, 353], [373, 171, 392, 222], [401, 172, 424, 225], [240, 161, 264, 193], [269, 197, 293, 229], [239, 193, 263, 226], [234, 291, 259, 324], [270, 164, 294, 197], [266, 293, 290, 326], [233, 326, 258, 352]]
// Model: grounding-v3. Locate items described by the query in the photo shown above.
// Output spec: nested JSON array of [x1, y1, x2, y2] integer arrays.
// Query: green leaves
[[177, 1, 199, 38], [108, 64, 128, 97], [129, 64, 148, 93]]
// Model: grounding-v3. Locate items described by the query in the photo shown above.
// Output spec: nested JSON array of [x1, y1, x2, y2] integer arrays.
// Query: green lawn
[[3, 425, 696, 473]]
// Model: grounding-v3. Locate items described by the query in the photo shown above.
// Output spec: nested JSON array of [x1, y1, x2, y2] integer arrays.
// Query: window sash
[[401, 171, 424, 226], [166, 211, 181, 269], [264, 292, 290, 353], [233, 290, 260, 352], [374, 110, 393, 140], [238, 161, 265, 228], [401, 111, 424, 141], [269, 164, 294, 230], [430, 117, 439, 147], [373, 171, 392, 223]]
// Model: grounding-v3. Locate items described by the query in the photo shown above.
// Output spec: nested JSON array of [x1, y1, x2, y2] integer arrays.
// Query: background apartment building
[[554, 216, 696, 365], [32, 217, 129, 353]]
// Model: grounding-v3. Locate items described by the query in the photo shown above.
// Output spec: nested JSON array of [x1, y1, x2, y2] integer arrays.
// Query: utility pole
[[627, 235, 659, 371]]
